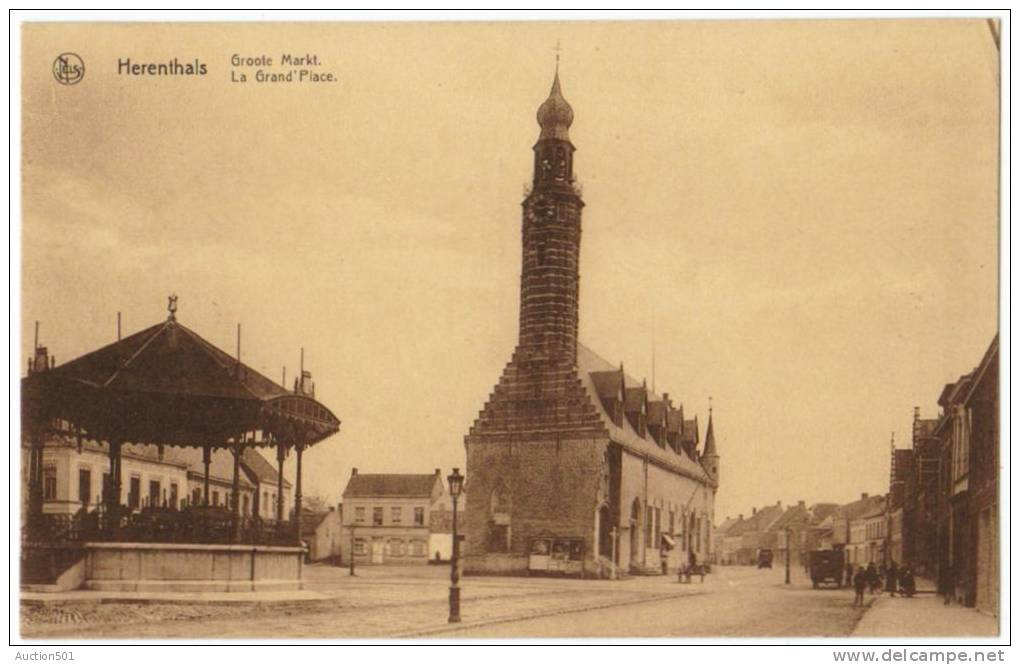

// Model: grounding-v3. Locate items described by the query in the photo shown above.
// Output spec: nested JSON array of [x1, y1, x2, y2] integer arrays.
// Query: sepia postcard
[[12, 12, 1007, 652]]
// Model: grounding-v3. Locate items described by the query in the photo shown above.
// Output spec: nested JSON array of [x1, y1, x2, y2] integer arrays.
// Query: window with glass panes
[[78, 468, 92, 505], [43, 467, 57, 500]]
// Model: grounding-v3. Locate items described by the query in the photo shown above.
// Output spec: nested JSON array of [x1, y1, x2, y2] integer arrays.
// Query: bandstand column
[[293, 443, 304, 542], [276, 441, 286, 523], [231, 443, 242, 543], [107, 439, 123, 536], [202, 444, 211, 506], [28, 427, 45, 525]]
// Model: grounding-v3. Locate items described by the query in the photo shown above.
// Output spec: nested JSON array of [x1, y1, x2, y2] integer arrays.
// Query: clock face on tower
[[531, 195, 555, 222]]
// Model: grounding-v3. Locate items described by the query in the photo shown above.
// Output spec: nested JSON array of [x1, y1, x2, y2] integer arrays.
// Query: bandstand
[[21, 299, 341, 592]]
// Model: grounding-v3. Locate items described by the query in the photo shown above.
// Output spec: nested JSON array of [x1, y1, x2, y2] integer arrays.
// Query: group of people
[[847, 560, 916, 606]]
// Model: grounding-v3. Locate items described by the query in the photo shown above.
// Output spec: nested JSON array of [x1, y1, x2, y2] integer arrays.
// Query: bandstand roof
[[23, 311, 341, 450]]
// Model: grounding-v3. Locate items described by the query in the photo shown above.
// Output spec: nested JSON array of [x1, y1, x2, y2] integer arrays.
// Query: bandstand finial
[[168, 293, 178, 321]]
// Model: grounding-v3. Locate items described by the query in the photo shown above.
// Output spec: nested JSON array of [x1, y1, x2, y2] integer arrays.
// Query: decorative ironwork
[[22, 506, 301, 547]]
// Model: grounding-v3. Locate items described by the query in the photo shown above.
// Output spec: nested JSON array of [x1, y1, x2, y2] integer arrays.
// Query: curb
[[396, 589, 708, 638]]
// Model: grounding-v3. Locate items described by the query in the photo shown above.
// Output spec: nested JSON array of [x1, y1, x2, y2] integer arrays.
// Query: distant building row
[[714, 494, 884, 569]]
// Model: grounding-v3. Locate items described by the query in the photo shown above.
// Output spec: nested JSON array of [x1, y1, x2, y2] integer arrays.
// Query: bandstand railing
[[23, 505, 300, 547]]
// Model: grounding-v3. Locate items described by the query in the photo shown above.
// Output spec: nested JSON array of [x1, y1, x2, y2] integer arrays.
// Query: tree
[[302, 495, 332, 513]]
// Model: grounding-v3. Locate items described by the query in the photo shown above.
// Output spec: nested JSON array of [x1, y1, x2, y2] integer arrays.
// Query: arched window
[[488, 483, 511, 553], [491, 483, 511, 515], [630, 498, 643, 557], [555, 146, 567, 180]]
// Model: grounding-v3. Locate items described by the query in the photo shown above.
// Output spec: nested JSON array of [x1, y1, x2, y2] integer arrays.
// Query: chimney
[[435, 468, 441, 476], [861, 492, 868, 500], [798, 500, 806, 508], [351, 468, 358, 476], [738, 514, 744, 521], [752, 507, 757, 516], [914, 406, 920, 421]]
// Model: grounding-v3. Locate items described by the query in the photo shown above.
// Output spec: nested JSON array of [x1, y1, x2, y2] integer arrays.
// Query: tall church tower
[[463, 68, 719, 577], [465, 69, 606, 444], [518, 70, 583, 365]]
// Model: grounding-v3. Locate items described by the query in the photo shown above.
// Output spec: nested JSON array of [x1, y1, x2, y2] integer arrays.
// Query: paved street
[[22, 564, 883, 639], [433, 567, 869, 638]]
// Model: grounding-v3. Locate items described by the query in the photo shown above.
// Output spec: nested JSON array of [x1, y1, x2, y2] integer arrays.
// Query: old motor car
[[808, 549, 847, 588], [757, 548, 774, 569]]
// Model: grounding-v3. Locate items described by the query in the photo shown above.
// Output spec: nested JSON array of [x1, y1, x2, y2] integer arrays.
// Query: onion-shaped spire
[[537, 70, 574, 142]]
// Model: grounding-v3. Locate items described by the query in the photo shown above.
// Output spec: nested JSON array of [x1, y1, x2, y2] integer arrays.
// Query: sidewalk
[[853, 593, 998, 638]]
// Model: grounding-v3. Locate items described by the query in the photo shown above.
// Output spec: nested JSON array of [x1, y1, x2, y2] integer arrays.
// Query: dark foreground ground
[[24, 564, 989, 640]]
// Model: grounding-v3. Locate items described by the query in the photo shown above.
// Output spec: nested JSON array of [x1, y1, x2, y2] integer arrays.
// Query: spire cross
[[708, 395, 713, 415], [554, 40, 561, 72], [167, 293, 178, 321]]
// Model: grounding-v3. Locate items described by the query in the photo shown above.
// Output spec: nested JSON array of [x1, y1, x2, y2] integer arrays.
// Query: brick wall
[[464, 435, 608, 574]]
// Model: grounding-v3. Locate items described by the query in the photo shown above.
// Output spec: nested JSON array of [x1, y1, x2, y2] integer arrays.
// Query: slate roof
[[241, 447, 292, 488], [647, 400, 667, 426], [680, 419, 699, 446], [343, 473, 440, 499], [22, 314, 340, 448], [839, 494, 886, 522], [715, 515, 741, 534], [809, 503, 840, 523], [768, 503, 810, 531], [590, 371, 623, 402], [176, 448, 257, 488], [41, 318, 290, 401], [299, 510, 332, 537], [624, 386, 647, 413], [702, 413, 717, 457], [727, 504, 784, 536], [576, 344, 712, 485]]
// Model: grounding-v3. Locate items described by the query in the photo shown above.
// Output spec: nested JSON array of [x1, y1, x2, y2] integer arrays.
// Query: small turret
[[701, 400, 720, 483]]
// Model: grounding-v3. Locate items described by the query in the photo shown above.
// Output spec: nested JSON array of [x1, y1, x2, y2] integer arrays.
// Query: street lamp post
[[785, 526, 792, 585], [349, 524, 356, 576], [447, 467, 465, 624]]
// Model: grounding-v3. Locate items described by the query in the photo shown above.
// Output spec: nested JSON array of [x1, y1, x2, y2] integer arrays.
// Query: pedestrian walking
[[938, 564, 953, 605], [845, 561, 854, 589], [853, 566, 867, 606], [899, 565, 916, 598], [887, 560, 899, 597], [866, 562, 880, 594]]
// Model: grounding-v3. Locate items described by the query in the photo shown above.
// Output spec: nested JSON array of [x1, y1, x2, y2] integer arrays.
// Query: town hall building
[[463, 68, 720, 578]]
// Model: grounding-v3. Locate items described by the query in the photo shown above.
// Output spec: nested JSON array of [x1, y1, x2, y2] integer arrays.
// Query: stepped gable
[[466, 350, 607, 441], [467, 342, 713, 485]]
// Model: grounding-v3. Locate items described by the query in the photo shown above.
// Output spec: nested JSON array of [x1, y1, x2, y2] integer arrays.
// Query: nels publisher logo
[[52, 53, 84, 85]]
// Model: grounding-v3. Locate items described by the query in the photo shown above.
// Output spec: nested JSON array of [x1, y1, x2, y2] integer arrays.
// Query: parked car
[[757, 548, 774, 569], [808, 549, 846, 588]]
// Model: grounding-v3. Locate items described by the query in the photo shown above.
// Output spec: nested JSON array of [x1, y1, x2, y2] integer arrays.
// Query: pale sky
[[21, 20, 999, 521]]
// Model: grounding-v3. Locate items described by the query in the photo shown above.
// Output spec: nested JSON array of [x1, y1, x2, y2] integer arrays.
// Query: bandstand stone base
[[27, 542, 306, 593]]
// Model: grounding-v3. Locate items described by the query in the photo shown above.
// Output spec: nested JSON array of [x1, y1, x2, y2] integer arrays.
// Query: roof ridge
[[101, 321, 170, 387]]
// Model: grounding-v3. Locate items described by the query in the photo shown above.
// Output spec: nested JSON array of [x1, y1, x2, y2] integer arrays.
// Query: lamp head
[[447, 468, 465, 498]]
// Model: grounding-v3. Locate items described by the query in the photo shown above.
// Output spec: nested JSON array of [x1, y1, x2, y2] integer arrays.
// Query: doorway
[[598, 505, 613, 558]]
